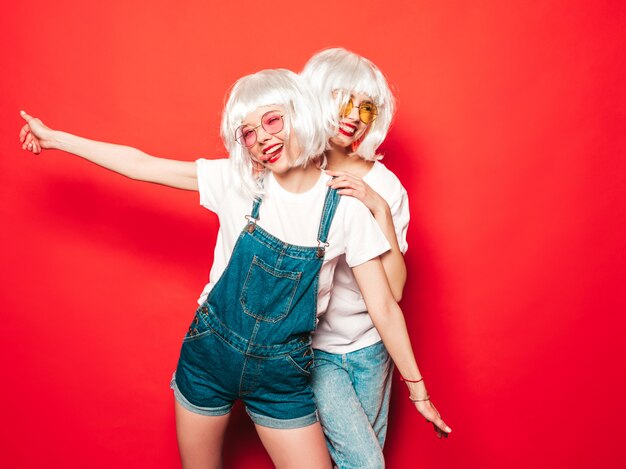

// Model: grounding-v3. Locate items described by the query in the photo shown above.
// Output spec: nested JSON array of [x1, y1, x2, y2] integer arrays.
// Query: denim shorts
[[171, 318, 318, 429]]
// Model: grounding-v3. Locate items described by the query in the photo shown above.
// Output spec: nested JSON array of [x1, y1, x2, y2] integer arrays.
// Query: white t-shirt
[[312, 161, 410, 353], [195, 158, 390, 318]]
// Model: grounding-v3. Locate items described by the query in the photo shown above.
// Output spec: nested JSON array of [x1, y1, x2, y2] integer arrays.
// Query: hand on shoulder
[[326, 169, 388, 216]]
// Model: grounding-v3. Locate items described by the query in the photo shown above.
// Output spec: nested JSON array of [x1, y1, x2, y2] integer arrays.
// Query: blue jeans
[[311, 341, 393, 469]]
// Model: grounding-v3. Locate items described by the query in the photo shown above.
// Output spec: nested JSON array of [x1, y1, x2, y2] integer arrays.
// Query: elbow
[[126, 151, 151, 181], [370, 297, 403, 331], [391, 277, 407, 303], [388, 282, 403, 302], [393, 289, 403, 303], [127, 171, 142, 181]]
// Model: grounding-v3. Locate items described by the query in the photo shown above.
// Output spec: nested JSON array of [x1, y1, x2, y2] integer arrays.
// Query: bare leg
[[255, 421, 332, 469], [175, 400, 231, 469]]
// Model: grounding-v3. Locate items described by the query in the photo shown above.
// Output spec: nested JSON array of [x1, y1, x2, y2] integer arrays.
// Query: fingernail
[[446, 427, 452, 433], [20, 110, 25, 115]]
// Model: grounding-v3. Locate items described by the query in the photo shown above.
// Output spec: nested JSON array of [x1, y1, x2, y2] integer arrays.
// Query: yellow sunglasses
[[339, 99, 378, 124]]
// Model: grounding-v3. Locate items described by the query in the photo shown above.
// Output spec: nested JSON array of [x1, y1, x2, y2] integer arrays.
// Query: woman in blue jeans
[[20, 68, 449, 469], [302, 48, 439, 467]]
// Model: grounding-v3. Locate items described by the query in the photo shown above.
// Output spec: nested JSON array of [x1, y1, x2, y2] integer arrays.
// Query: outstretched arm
[[328, 170, 406, 301], [19, 111, 199, 191], [352, 258, 452, 438]]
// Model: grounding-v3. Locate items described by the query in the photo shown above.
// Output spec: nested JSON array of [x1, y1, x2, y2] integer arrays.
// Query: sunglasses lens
[[339, 99, 354, 118], [358, 103, 377, 124], [235, 126, 256, 147], [262, 112, 284, 134], [339, 99, 377, 124]]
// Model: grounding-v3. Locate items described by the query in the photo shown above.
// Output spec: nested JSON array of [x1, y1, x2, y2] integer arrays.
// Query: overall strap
[[316, 187, 341, 257], [248, 177, 265, 225], [246, 179, 264, 233], [250, 197, 262, 220], [245, 197, 262, 233]]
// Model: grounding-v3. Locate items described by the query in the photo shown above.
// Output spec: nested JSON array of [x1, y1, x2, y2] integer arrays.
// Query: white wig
[[221, 69, 327, 197], [301, 47, 396, 161]]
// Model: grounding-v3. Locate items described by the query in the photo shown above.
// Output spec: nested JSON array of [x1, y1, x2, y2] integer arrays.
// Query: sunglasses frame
[[340, 99, 378, 124], [235, 111, 285, 148]]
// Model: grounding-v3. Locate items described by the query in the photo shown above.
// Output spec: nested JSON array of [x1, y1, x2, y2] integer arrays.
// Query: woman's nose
[[346, 105, 360, 121], [257, 127, 272, 142]]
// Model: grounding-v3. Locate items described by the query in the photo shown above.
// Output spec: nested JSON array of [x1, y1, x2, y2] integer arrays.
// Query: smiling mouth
[[339, 122, 357, 137], [261, 143, 284, 163]]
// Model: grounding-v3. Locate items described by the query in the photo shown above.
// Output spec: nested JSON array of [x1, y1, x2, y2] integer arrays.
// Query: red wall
[[1, 1, 624, 467]]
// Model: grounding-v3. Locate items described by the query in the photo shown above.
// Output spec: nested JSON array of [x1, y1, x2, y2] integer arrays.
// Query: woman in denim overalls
[[20, 69, 450, 468]]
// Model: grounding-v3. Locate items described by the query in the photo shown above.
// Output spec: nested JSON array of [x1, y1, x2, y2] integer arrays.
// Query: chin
[[331, 136, 353, 149], [268, 159, 293, 175]]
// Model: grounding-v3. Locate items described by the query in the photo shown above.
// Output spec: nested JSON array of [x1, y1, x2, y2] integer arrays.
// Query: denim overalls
[[171, 186, 340, 429]]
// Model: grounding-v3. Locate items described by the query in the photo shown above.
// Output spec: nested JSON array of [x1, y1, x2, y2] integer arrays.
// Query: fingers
[[327, 175, 363, 190], [337, 188, 357, 197], [328, 173, 359, 183], [432, 415, 452, 437], [20, 110, 34, 123], [416, 400, 452, 439], [332, 184, 365, 199], [19, 124, 31, 143], [429, 403, 451, 437], [327, 174, 370, 196], [22, 132, 33, 150], [22, 131, 41, 153], [326, 170, 362, 183], [325, 170, 347, 177], [329, 180, 358, 191], [19, 111, 42, 154], [329, 176, 368, 201]]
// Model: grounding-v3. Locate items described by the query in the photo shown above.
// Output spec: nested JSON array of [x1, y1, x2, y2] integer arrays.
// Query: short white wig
[[301, 48, 396, 161], [221, 69, 327, 197]]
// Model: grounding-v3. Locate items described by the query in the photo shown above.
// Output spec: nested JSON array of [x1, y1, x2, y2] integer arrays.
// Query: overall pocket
[[182, 304, 213, 342], [285, 347, 314, 377], [240, 255, 302, 323]]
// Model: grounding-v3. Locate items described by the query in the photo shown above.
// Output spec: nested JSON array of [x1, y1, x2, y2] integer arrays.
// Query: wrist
[[372, 200, 391, 220], [50, 130, 66, 151], [409, 395, 430, 403], [405, 380, 428, 399]]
